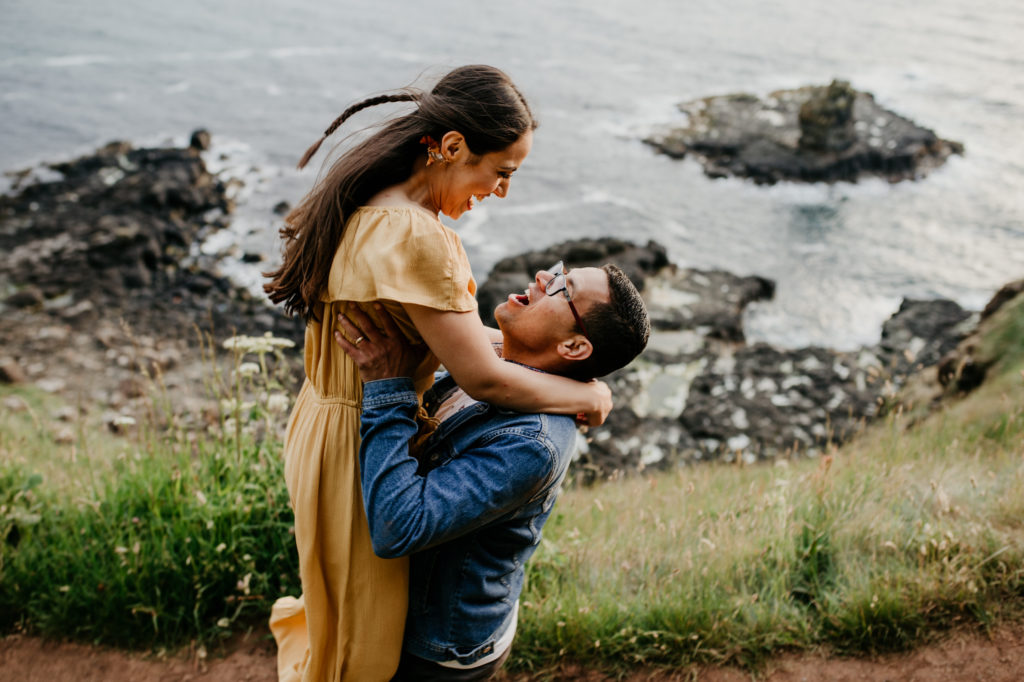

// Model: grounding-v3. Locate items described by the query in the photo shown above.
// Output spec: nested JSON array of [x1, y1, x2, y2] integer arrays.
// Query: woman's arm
[[483, 325, 503, 344], [404, 303, 611, 425]]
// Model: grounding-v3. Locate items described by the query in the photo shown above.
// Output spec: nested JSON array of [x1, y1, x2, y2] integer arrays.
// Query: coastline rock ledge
[[645, 80, 964, 185]]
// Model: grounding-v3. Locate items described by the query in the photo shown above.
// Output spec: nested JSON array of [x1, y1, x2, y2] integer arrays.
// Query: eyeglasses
[[544, 261, 591, 342]]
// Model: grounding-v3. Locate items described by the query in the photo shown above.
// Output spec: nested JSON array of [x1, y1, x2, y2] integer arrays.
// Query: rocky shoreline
[[0, 134, 1012, 481], [645, 80, 963, 185], [0, 132, 305, 419], [477, 239, 1004, 482]]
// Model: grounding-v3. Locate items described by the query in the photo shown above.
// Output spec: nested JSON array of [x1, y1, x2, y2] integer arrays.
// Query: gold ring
[[355, 336, 365, 346]]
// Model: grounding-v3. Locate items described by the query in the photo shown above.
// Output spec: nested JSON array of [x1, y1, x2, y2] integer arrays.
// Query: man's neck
[[499, 346, 555, 375]]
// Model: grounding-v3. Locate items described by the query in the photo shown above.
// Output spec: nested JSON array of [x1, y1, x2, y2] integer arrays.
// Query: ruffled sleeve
[[324, 207, 477, 312]]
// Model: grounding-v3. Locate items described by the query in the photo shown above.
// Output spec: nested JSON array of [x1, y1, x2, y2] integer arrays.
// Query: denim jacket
[[359, 373, 577, 666]]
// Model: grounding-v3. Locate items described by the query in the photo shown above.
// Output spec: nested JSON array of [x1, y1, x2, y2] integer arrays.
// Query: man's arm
[[358, 378, 555, 558], [334, 305, 558, 559]]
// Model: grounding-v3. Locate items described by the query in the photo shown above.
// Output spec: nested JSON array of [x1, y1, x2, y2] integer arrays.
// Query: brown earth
[[3, 623, 1023, 681]]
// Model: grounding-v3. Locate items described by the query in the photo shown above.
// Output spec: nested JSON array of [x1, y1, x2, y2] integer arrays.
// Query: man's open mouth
[[508, 288, 530, 306]]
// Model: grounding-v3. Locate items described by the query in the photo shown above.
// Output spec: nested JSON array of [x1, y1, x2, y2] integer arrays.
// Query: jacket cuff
[[362, 377, 418, 407]]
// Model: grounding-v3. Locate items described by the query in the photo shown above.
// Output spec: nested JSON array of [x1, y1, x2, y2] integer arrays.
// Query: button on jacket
[[359, 374, 577, 666]]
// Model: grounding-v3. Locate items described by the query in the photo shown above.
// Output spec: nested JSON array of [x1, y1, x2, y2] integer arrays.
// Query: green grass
[[0, 334, 300, 649], [2, 297, 1024, 674], [509, 295, 1024, 674], [0, 435, 298, 647]]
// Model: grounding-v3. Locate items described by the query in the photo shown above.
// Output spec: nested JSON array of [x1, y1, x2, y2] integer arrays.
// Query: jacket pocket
[[409, 549, 438, 615]]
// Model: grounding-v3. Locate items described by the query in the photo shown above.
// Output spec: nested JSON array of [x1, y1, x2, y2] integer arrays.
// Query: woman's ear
[[440, 131, 467, 162], [556, 335, 593, 363]]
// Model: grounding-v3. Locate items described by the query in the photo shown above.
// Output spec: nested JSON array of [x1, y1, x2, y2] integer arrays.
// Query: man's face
[[494, 265, 610, 363]]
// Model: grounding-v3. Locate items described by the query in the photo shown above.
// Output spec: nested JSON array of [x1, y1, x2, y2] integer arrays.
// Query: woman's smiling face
[[435, 129, 533, 219]]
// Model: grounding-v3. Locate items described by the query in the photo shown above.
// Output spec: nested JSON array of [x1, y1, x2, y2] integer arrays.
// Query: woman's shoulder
[[349, 205, 451, 236], [327, 205, 476, 310], [348, 205, 463, 252]]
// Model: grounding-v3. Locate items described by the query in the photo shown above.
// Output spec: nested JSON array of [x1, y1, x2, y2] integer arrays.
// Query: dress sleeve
[[324, 208, 477, 312]]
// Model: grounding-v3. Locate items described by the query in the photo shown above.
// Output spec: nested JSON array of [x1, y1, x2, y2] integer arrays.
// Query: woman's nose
[[493, 177, 509, 198]]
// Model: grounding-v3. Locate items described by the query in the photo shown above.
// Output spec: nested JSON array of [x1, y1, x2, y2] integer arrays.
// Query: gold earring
[[420, 136, 446, 167]]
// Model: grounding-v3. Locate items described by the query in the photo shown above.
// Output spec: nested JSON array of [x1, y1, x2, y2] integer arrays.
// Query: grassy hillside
[[512, 293, 1024, 673], [1, 294, 1023, 674]]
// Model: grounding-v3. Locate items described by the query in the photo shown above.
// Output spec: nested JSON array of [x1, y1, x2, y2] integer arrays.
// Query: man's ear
[[556, 335, 593, 363], [440, 131, 468, 162]]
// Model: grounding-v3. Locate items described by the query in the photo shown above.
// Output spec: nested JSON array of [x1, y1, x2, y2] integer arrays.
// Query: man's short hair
[[564, 264, 650, 380]]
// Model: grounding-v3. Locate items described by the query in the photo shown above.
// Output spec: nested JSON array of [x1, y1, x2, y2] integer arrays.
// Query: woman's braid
[[297, 92, 421, 169]]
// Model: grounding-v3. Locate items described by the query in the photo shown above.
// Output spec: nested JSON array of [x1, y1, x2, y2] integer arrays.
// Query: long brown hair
[[264, 65, 537, 320]]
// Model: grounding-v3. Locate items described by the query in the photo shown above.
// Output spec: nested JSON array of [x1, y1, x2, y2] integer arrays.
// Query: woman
[[265, 65, 611, 681]]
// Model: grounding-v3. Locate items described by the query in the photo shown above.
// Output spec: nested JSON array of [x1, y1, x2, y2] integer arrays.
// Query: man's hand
[[579, 379, 612, 427], [334, 304, 427, 382]]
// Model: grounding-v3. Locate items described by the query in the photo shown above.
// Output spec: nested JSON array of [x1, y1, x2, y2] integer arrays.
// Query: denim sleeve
[[359, 381, 556, 559]]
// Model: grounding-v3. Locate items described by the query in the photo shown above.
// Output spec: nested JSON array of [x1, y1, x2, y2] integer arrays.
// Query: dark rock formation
[[936, 279, 1024, 394], [189, 129, 212, 152], [644, 267, 774, 343], [681, 344, 878, 459], [0, 132, 303, 344], [0, 132, 307, 410], [876, 298, 974, 377], [475, 238, 670, 326], [645, 81, 964, 185], [981, 279, 1024, 320], [799, 79, 857, 152]]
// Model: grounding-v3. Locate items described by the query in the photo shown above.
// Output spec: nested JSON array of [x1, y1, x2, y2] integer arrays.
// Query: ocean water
[[3, 0, 1023, 350]]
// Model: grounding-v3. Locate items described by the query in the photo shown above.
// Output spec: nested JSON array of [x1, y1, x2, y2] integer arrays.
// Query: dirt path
[[2, 623, 1022, 681]]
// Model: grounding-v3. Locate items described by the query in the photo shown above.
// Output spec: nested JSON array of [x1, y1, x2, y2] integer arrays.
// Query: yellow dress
[[269, 207, 478, 681]]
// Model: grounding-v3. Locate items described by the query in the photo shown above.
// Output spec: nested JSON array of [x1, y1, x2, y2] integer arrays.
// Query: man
[[334, 261, 649, 680]]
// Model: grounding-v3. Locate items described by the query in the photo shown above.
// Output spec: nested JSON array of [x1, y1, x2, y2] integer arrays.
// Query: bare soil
[[3, 623, 1023, 681]]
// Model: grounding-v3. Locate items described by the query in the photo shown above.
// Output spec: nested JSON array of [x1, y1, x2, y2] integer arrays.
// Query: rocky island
[[645, 80, 964, 185]]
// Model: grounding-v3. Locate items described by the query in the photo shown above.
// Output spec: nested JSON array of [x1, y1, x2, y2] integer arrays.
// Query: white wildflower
[[266, 393, 290, 414], [223, 332, 293, 355], [59, 585, 70, 593], [115, 546, 128, 554], [195, 490, 207, 506], [216, 542, 227, 553], [221, 336, 258, 352], [220, 399, 255, 415], [217, 617, 230, 628], [262, 332, 296, 349], [236, 572, 252, 595], [111, 415, 136, 427], [237, 362, 261, 378]]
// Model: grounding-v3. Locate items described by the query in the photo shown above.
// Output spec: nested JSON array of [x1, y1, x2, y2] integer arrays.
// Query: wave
[[497, 200, 576, 216], [268, 46, 346, 59], [42, 54, 115, 68]]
